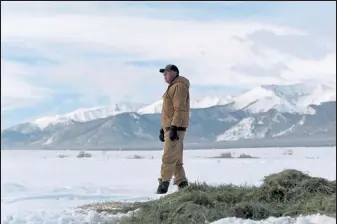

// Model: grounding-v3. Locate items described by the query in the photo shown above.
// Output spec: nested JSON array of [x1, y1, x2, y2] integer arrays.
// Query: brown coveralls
[[160, 75, 190, 186]]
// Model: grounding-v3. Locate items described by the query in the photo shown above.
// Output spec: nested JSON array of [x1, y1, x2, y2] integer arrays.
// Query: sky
[[1, 1, 336, 128]]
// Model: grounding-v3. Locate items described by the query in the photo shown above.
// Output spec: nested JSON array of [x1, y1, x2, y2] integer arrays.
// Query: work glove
[[159, 128, 165, 142], [169, 125, 179, 141]]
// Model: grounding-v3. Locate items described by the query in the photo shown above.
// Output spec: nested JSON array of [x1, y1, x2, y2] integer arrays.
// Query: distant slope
[[2, 101, 335, 149], [10, 82, 335, 130]]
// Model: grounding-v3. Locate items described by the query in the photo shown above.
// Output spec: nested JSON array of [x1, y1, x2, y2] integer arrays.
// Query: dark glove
[[169, 125, 179, 141], [159, 128, 165, 142]]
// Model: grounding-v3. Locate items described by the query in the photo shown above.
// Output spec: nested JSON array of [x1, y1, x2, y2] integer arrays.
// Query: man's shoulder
[[177, 75, 190, 83], [171, 81, 189, 92], [173, 76, 190, 88]]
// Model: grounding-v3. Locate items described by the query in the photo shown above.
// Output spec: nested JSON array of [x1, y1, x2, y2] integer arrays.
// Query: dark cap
[[159, 64, 179, 75]]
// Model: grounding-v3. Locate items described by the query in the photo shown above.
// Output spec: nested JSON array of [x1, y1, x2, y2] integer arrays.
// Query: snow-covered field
[[1, 147, 336, 224]]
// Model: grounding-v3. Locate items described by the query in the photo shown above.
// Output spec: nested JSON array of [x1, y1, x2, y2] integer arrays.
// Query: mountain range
[[1, 82, 336, 150]]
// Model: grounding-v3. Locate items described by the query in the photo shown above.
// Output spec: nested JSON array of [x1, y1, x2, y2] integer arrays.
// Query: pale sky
[[1, 1, 336, 128]]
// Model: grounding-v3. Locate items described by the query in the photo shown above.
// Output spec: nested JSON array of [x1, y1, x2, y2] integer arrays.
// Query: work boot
[[178, 180, 188, 190], [156, 179, 170, 194]]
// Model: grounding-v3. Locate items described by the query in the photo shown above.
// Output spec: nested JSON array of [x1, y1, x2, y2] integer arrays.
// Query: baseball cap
[[159, 64, 179, 75]]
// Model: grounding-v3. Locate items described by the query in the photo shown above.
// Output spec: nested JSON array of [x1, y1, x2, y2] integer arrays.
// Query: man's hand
[[159, 128, 165, 142], [169, 125, 179, 141]]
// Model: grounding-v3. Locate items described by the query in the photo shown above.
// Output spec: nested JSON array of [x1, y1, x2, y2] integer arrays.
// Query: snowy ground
[[1, 147, 336, 224]]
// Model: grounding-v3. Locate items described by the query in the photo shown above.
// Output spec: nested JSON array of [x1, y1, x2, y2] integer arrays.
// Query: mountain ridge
[[2, 82, 335, 150], [2, 101, 335, 150], [6, 82, 336, 131]]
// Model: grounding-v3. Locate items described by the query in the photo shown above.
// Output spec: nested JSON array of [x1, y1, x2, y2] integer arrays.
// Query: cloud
[[230, 62, 291, 78], [1, 59, 53, 111], [1, 1, 336, 126], [247, 29, 334, 60]]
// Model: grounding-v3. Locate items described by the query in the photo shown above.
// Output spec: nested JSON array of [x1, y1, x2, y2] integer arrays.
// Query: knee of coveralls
[[160, 130, 185, 181]]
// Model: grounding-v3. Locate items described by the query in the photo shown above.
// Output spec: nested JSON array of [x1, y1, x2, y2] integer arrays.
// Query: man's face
[[163, 70, 174, 84]]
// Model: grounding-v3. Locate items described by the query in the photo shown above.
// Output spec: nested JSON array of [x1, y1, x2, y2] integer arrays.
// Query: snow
[[212, 214, 336, 224], [298, 116, 306, 125], [218, 115, 238, 122], [263, 83, 336, 113], [31, 103, 145, 129], [230, 83, 336, 114], [216, 117, 261, 141], [273, 125, 295, 137], [1, 147, 336, 224], [129, 113, 140, 120], [33, 117, 73, 130], [137, 99, 163, 114], [230, 86, 287, 113], [43, 136, 55, 146], [133, 127, 154, 139], [8, 82, 336, 131], [137, 95, 233, 115], [190, 95, 233, 108], [289, 83, 336, 110]]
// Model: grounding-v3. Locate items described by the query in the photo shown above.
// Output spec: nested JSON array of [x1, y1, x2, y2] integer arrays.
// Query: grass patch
[[80, 169, 336, 223]]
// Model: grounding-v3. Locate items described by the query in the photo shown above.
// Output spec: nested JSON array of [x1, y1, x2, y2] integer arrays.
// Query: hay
[[80, 169, 336, 224]]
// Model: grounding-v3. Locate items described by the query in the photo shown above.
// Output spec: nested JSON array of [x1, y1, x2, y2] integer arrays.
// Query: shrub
[[77, 151, 92, 158], [237, 153, 259, 159], [214, 152, 233, 159], [127, 154, 144, 159], [283, 149, 294, 155]]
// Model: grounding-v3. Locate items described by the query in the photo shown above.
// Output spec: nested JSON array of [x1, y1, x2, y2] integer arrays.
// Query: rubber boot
[[156, 179, 170, 194], [178, 180, 188, 190]]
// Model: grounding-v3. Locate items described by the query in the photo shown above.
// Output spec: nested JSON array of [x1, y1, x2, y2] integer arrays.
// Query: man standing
[[156, 64, 190, 194]]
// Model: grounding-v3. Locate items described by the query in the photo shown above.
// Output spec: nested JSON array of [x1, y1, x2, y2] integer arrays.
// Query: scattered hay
[[81, 169, 336, 224], [81, 201, 135, 214]]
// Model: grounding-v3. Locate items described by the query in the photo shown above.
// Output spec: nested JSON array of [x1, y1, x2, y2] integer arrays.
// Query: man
[[156, 64, 190, 194]]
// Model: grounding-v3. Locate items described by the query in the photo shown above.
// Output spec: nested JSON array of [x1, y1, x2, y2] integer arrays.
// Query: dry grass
[[80, 169, 336, 224]]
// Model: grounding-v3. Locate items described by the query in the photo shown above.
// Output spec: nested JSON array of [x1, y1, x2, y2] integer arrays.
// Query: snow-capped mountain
[[17, 82, 336, 130], [190, 95, 234, 108], [229, 82, 336, 113], [30, 102, 146, 130], [138, 82, 336, 115], [2, 82, 336, 149], [263, 83, 336, 110], [137, 100, 163, 115], [21, 96, 234, 130], [137, 95, 233, 114], [2, 101, 335, 149]]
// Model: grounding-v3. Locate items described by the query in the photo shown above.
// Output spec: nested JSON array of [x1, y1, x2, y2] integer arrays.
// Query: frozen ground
[[1, 147, 336, 224]]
